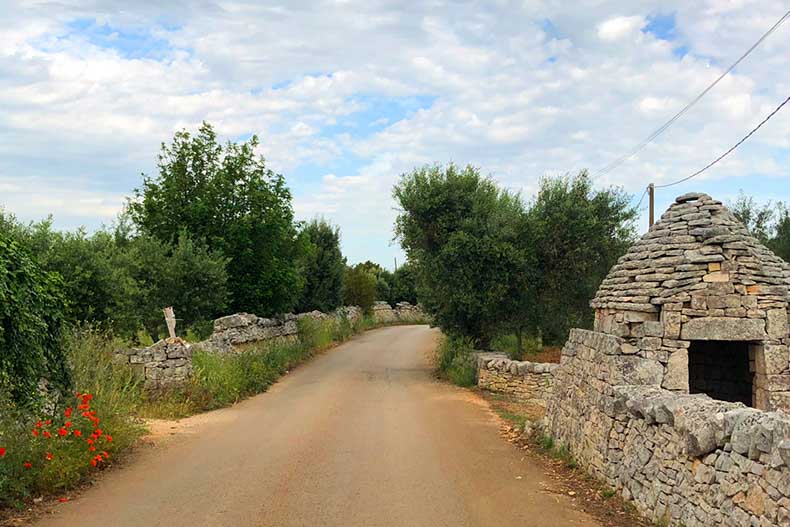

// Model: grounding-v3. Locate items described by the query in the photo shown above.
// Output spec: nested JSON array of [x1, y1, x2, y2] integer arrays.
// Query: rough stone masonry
[[474, 193, 790, 527]]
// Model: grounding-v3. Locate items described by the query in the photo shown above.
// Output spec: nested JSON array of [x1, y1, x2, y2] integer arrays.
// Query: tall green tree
[[296, 219, 345, 312], [526, 172, 636, 344], [389, 262, 419, 304], [393, 164, 531, 348], [129, 122, 303, 315]]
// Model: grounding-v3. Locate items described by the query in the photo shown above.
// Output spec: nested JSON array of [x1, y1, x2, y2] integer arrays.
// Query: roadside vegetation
[[0, 122, 419, 508]]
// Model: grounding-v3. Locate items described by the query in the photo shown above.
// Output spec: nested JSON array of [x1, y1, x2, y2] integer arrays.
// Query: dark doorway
[[688, 341, 753, 406]]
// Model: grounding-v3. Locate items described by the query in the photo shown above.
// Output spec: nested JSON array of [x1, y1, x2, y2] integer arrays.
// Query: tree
[[770, 205, 790, 262], [730, 192, 775, 244], [129, 122, 304, 316], [296, 219, 345, 312], [393, 164, 531, 348], [389, 262, 418, 304], [525, 172, 636, 344], [342, 264, 378, 313], [0, 231, 68, 406]]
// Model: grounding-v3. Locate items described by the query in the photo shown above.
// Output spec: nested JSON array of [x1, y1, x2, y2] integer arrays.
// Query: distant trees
[[342, 264, 378, 313], [393, 165, 637, 349], [296, 219, 345, 313], [129, 122, 304, 316], [730, 192, 790, 262]]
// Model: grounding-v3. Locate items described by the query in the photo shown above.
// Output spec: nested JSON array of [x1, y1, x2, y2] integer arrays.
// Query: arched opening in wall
[[688, 341, 753, 406]]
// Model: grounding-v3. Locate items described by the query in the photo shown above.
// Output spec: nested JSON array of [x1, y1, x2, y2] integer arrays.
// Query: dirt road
[[35, 325, 598, 527]]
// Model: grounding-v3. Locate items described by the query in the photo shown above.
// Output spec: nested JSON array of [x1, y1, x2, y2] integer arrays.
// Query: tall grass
[[0, 326, 146, 507], [435, 335, 477, 387]]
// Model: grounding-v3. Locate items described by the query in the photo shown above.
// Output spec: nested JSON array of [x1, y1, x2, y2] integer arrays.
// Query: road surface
[[35, 325, 598, 527]]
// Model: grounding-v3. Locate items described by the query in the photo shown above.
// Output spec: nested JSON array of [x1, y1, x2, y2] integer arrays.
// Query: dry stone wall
[[477, 355, 558, 408], [115, 306, 363, 389], [371, 301, 428, 324], [546, 329, 790, 526]]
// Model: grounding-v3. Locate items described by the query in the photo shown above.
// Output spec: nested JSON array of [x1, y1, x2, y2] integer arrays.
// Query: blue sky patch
[[63, 18, 181, 59], [643, 13, 677, 41]]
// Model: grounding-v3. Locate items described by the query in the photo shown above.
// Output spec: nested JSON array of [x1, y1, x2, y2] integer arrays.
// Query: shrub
[[0, 232, 68, 407], [435, 335, 477, 387], [342, 265, 377, 313]]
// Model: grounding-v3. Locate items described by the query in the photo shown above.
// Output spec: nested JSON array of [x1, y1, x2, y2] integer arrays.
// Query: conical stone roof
[[592, 192, 790, 313]]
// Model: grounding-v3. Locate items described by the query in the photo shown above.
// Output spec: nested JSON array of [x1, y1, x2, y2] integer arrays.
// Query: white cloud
[[597, 16, 645, 41], [1, 0, 790, 265]]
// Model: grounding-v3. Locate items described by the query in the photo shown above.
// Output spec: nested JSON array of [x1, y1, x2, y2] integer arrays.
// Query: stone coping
[[476, 353, 559, 375], [612, 385, 790, 464]]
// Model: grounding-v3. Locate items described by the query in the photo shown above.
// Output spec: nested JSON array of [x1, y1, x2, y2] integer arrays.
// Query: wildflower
[[45, 420, 51, 425], [58, 497, 69, 503], [105, 435, 113, 442], [101, 451, 110, 460], [75, 391, 81, 398], [46, 452, 54, 461], [0, 447, 5, 457], [73, 430, 82, 437], [94, 428, 102, 436], [35, 421, 43, 429], [58, 428, 68, 437], [86, 438, 94, 445], [64, 407, 73, 418], [43, 431, 52, 439], [23, 462, 32, 469], [90, 459, 97, 467], [64, 421, 72, 428], [32, 430, 40, 437], [78, 404, 90, 410]]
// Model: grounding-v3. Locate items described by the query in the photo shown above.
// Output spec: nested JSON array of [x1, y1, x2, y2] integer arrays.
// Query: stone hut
[[544, 193, 790, 526], [591, 192, 790, 412]]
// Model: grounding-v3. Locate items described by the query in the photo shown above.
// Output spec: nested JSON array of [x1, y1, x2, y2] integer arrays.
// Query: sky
[[1, 1, 789, 268]]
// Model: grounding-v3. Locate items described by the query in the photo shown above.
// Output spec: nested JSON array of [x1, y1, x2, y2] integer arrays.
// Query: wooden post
[[163, 307, 177, 340], [648, 183, 655, 228]]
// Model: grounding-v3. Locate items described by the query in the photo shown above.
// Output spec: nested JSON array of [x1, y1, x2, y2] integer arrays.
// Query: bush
[[0, 232, 68, 407], [435, 335, 477, 387], [492, 333, 543, 360], [342, 265, 377, 313]]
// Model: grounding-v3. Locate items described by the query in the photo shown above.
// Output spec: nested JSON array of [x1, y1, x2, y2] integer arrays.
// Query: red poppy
[[90, 459, 97, 467], [75, 391, 81, 398], [86, 438, 94, 445], [105, 435, 113, 443], [46, 452, 54, 461], [58, 428, 68, 437], [35, 421, 43, 429], [43, 431, 52, 439], [64, 407, 73, 418], [73, 430, 82, 437], [89, 446, 96, 452], [31, 429, 40, 437], [0, 447, 5, 457], [94, 429, 102, 436], [64, 421, 72, 428], [58, 497, 69, 503], [101, 451, 110, 459], [78, 404, 90, 410], [45, 420, 51, 425], [23, 462, 32, 469]]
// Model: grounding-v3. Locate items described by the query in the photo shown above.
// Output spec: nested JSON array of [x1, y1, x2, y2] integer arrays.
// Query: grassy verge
[[435, 334, 478, 387], [0, 326, 146, 508]]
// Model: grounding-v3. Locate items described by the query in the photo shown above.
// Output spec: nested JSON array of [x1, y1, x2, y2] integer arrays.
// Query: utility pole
[[648, 183, 655, 228], [394, 257, 398, 271]]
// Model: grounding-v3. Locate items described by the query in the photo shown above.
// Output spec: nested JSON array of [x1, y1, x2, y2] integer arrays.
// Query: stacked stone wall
[[477, 355, 557, 408], [115, 306, 363, 389], [371, 301, 428, 324], [546, 329, 790, 526]]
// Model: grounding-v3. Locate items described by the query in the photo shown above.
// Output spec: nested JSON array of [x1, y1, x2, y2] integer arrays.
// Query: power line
[[655, 94, 790, 189], [592, 8, 790, 180], [634, 185, 649, 209]]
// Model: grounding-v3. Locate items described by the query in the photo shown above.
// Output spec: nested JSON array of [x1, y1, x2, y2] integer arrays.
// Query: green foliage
[[0, 326, 144, 506], [296, 219, 346, 312], [729, 192, 790, 263], [393, 164, 531, 348], [129, 122, 304, 316], [492, 333, 543, 360], [0, 232, 68, 406], [389, 262, 418, 304], [435, 335, 477, 387], [342, 264, 378, 313], [525, 172, 636, 344]]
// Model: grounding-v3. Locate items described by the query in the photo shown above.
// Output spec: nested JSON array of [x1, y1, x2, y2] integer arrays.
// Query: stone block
[[766, 309, 788, 340], [662, 311, 682, 339], [643, 321, 665, 337], [680, 317, 767, 341], [663, 350, 688, 390], [703, 271, 730, 283], [756, 344, 789, 375]]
